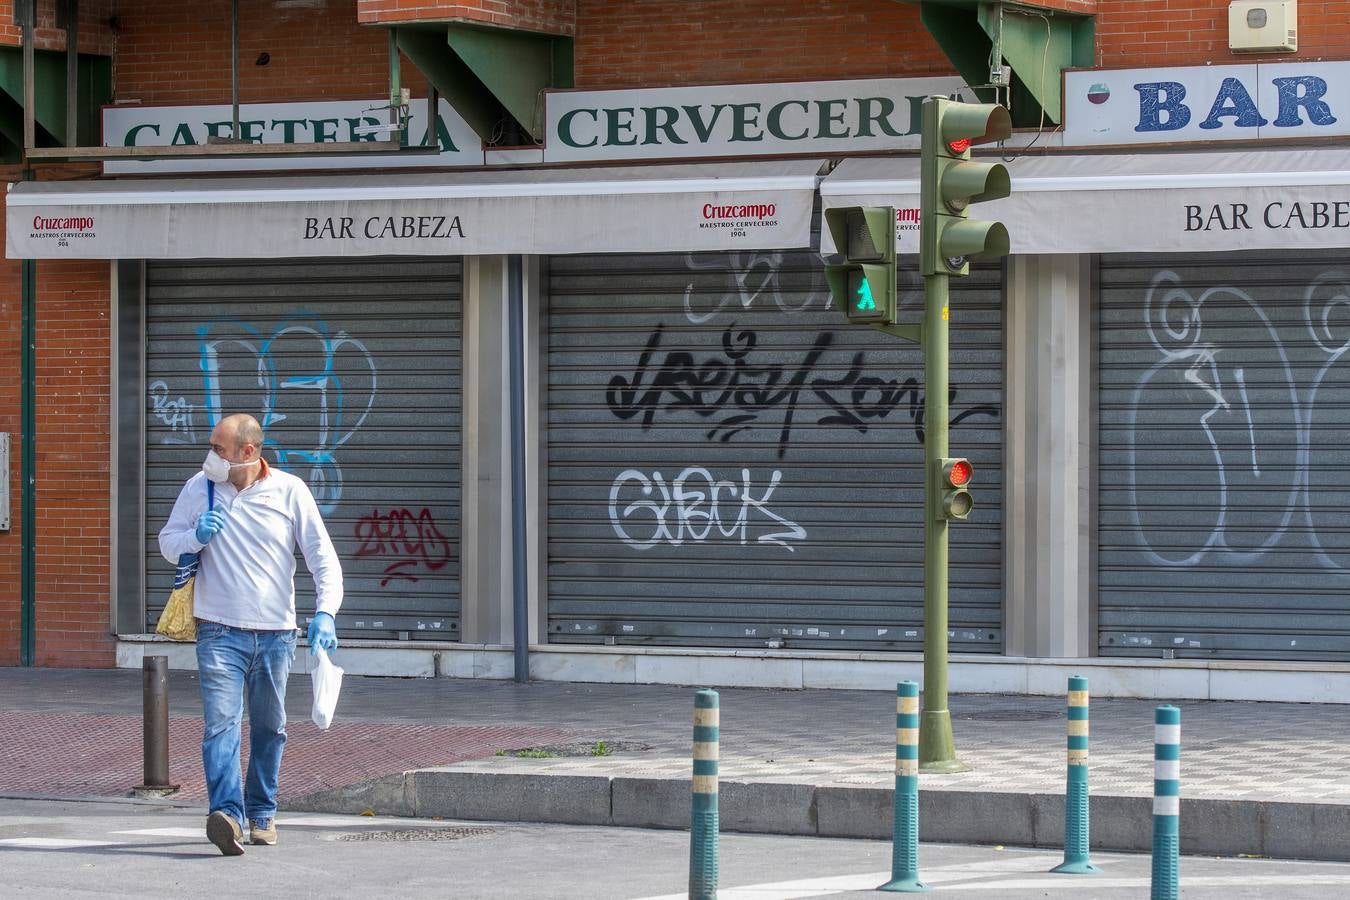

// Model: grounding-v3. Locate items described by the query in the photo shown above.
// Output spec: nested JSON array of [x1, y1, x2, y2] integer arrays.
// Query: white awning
[[6, 159, 824, 259], [821, 147, 1350, 255]]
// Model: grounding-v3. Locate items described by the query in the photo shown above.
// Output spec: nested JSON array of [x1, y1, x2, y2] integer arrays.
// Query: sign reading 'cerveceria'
[[543, 77, 969, 163]]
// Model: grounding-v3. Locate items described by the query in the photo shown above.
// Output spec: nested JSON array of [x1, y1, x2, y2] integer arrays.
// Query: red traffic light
[[945, 459, 972, 487], [947, 138, 971, 154]]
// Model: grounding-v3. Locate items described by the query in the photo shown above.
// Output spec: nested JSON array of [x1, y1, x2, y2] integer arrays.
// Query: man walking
[[159, 413, 343, 856]]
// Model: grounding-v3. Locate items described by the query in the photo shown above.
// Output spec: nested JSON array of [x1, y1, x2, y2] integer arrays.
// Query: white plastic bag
[[310, 646, 344, 730]]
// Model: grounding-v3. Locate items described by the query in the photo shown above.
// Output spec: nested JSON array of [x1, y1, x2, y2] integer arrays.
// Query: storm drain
[[336, 826, 496, 843]]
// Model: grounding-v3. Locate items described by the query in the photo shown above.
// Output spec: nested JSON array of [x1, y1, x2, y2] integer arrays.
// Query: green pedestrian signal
[[920, 98, 1012, 277], [853, 270, 877, 312], [824, 206, 896, 325]]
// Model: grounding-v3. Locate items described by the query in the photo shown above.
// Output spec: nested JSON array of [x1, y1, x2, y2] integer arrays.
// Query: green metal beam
[[396, 23, 573, 145], [978, 4, 1086, 125], [0, 47, 111, 149], [444, 23, 572, 142], [920, 3, 997, 105], [920, 2, 1094, 127], [396, 27, 503, 143]]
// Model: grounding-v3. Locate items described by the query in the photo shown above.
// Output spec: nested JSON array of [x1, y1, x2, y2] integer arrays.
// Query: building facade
[[2, 0, 1349, 702]]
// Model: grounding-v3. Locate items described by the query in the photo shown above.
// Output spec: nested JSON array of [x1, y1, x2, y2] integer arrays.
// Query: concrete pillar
[[459, 255, 545, 646], [1003, 254, 1094, 658]]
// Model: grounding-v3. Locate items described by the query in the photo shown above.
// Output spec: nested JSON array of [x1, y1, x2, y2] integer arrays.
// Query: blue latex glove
[[195, 509, 227, 545], [308, 612, 337, 656]]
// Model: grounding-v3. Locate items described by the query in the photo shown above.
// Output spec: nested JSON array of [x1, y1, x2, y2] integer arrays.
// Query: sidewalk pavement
[[2, 665, 1348, 861]]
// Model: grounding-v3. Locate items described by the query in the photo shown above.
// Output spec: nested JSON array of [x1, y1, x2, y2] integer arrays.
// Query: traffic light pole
[[920, 269, 965, 773]]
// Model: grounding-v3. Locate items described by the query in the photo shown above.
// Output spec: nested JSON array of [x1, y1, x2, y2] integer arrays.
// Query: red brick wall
[[0, 176, 113, 668], [0, 167, 20, 666], [357, 0, 575, 34], [0, 0, 116, 54], [112, 0, 426, 105], [31, 253, 113, 667], [1097, 0, 1349, 67], [574, 0, 953, 88]]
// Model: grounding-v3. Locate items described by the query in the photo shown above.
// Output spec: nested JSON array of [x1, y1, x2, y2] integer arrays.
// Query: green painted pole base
[[1050, 860, 1101, 875], [878, 876, 932, 893], [918, 709, 969, 773]]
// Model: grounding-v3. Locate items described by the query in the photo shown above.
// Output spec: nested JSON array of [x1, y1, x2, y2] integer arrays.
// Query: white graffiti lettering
[[148, 379, 197, 443], [608, 466, 806, 551]]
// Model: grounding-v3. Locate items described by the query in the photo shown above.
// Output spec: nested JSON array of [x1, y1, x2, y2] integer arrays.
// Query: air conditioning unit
[[1228, 0, 1297, 52]]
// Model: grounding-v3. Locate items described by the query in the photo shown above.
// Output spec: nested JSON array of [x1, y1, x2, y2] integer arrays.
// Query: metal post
[[879, 681, 929, 892], [21, 0, 34, 152], [64, 0, 79, 147], [388, 28, 402, 141], [135, 656, 178, 792], [1052, 675, 1100, 874], [19, 168, 35, 667], [918, 272, 963, 772], [1151, 705, 1181, 900], [508, 254, 530, 684], [689, 688, 720, 900], [230, 0, 239, 140]]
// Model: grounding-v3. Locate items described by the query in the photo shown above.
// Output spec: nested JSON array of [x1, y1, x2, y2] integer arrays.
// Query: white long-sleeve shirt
[[158, 460, 343, 630]]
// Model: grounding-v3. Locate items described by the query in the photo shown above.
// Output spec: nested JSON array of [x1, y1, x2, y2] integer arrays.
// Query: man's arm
[[158, 474, 208, 563], [294, 484, 344, 617]]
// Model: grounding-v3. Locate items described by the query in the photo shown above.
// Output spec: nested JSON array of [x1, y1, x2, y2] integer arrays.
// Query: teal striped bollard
[[879, 681, 930, 893], [1151, 705, 1181, 900], [1051, 675, 1100, 874], [689, 688, 720, 900]]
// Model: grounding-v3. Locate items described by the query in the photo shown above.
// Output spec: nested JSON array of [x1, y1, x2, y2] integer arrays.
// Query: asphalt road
[[3, 797, 1349, 899]]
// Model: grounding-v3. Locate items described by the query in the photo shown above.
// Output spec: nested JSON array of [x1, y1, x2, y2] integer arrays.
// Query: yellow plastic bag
[[155, 553, 199, 641]]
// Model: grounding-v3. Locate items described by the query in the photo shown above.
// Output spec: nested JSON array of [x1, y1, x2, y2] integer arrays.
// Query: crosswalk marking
[[0, 837, 123, 849], [632, 859, 1350, 899], [110, 827, 202, 837]]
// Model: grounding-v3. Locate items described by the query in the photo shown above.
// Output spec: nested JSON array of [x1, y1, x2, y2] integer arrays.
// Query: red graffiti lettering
[[354, 507, 453, 587]]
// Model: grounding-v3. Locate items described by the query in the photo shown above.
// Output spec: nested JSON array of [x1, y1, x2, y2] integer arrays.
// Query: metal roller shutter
[[1099, 249, 1350, 660], [547, 249, 1004, 652], [143, 257, 462, 641]]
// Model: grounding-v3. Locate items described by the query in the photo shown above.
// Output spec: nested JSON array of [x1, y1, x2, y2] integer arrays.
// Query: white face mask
[[202, 449, 256, 483]]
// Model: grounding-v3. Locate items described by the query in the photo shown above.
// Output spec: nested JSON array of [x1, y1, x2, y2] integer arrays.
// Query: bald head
[[221, 413, 263, 450], [210, 414, 264, 461]]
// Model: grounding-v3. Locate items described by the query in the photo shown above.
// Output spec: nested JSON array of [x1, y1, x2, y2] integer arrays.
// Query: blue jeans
[[195, 620, 296, 824]]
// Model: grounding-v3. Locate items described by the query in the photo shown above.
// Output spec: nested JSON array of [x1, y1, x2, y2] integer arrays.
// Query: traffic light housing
[[920, 98, 1012, 277], [824, 206, 896, 325], [937, 457, 973, 520]]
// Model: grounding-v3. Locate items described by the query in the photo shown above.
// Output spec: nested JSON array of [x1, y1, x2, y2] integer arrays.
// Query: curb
[[284, 770, 1350, 863]]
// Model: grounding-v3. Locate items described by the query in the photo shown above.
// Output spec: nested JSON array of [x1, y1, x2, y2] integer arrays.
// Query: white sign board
[[544, 77, 970, 163], [6, 163, 821, 259], [102, 98, 486, 173], [1064, 61, 1350, 146]]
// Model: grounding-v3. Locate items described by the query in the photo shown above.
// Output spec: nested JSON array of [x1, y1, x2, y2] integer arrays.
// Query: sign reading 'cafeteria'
[[102, 98, 486, 174], [542, 77, 969, 163]]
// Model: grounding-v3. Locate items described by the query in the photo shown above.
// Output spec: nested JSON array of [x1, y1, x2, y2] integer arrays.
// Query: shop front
[[8, 160, 823, 653], [823, 144, 1350, 668]]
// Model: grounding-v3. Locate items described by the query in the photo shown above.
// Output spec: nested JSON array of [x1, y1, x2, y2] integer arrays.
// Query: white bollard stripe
[[693, 775, 719, 794], [1067, 719, 1089, 737], [1155, 759, 1180, 781], [899, 696, 920, 715], [1153, 795, 1180, 816], [694, 708, 720, 727], [1067, 690, 1089, 707], [897, 727, 919, 746], [1067, 748, 1089, 764], [896, 758, 919, 776], [1155, 724, 1180, 745], [693, 741, 719, 761]]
